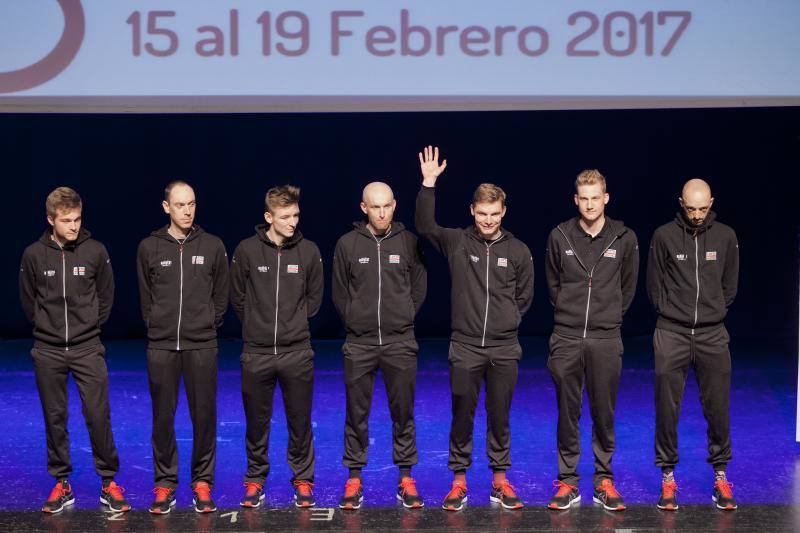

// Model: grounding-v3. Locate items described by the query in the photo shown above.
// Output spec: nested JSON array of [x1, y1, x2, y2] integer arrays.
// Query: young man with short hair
[[231, 185, 323, 509], [332, 182, 427, 510], [545, 170, 639, 511], [647, 179, 739, 511], [415, 146, 534, 511], [20, 187, 130, 514], [137, 181, 230, 514]]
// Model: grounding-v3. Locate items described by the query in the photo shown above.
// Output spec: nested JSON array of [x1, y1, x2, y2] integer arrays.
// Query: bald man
[[332, 182, 427, 509], [647, 179, 739, 511]]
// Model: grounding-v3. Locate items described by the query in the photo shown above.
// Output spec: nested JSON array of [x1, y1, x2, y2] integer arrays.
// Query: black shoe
[[42, 480, 75, 513], [100, 480, 131, 512], [490, 479, 524, 509], [593, 479, 625, 511], [293, 480, 315, 508], [339, 478, 363, 510], [192, 482, 217, 513], [441, 480, 467, 511], [657, 480, 679, 511], [548, 480, 580, 510], [397, 477, 424, 509], [149, 487, 176, 515], [712, 479, 737, 510], [240, 482, 265, 508]]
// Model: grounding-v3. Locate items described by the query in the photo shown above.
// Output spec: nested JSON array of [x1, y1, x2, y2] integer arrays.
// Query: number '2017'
[[567, 11, 692, 57]]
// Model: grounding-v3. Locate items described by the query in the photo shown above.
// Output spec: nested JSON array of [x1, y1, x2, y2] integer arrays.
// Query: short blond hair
[[472, 183, 506, 206], [46, 187, 82, 218], [575, 169, 606, 193], [265, 185, 300, 213]]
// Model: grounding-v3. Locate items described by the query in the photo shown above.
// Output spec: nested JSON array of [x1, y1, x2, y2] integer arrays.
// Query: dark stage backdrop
[[1, 107, 798, 350]]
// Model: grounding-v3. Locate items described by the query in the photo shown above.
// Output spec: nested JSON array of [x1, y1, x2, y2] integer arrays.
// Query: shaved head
[[362, 181, 394, 204], [679, 178, 714, 226], [361, 181, 396, 234]]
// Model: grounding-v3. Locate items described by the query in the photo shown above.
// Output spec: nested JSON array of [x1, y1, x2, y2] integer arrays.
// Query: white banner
[[1, 1, 799, 111]]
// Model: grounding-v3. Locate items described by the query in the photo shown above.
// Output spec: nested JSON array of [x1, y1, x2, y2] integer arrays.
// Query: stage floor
[[0, 337, 797, 532]]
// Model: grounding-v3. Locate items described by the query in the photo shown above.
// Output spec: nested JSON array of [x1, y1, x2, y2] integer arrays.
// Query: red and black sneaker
[[292, 479, 316, 508], [548, 480, 580, 510], [593, 479, 626, 511], [397, 476, 424, 509], [149, 486, 176, 514], [42, 480, 75, 513], [490, 479, 524, 509], [441, 480, 468, 512], [240, 481, 265, 508], [100, 480, 131, 512], [192, 482, 217, 513], [338, 478, 363, 510], [712, 479, 738, 510], [657, 480, 679, 511]]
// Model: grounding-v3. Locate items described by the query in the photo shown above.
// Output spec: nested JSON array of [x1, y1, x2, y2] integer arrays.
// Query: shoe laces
[[446, 480, 467, 499], [293, 480, 314, 497], [343, 478, 362, 498], [715, 479, 734, 498], [48, 482, 70, 501], [661, 480, 678, 498], [552, 480, 577, 498], [153, 486, 173, 502], [193, 482, 212, 501], [103, 481, 126, 501], [399, 477, 419, 496], [493, 479, 518, 498], [598, 479, 621, 499], [243, 482, 262, 497]]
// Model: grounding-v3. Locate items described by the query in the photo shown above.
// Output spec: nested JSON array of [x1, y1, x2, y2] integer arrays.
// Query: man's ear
[[360, 202, 368, 215], [162, 200, 170, 214], [47, 215, 54, 227], [264, 211, 273, 224]]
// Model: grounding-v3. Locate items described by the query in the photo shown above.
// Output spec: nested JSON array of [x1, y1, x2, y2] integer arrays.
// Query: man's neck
[[579, 215, 605, 238], [367, 222, 391, 237], [266, 226, 285, 246], [168, 223, 191, 240], [51, 232, 66, 248]]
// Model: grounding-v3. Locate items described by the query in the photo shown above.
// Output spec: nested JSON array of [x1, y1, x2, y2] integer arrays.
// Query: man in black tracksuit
[[19, 187, 130, 514], [545, 170, 638, 512], [647, 178, 739, 511], [332, 182, 427, 510], [137, 181, 229, 514], [230, 185, 323, 509], [415, 146, 534, 511]]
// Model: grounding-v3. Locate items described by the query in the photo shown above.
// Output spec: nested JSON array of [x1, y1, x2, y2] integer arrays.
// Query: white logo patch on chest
[[257, 266, 269, 273], [192, 255, 204, 265], [706, 251, 717, 261], [389, 254, 400, 264], [470, 254, 479, 263], [358, 257, 370, 264], [497, 257, 508, 267], [160, 260, 172, 267], [72, 266, 86, 276], [603, 249, 617, 259], [675, 254, 687, 261], [44, 270, 56, 277], [565, 249, 575, 256], [287, 264, 299, 274]]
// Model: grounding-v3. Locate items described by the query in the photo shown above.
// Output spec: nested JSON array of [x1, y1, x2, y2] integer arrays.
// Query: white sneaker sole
[[548, 494, 581, 510], [240, 493, 265, 508], [712, 495, 738, 510], [42, 496, 75, 514], [338, 495, 363, 510], [441, 495, 467, 511], [489, 494, 524, 509], [396, 493, 425, 508], [593, 495, 625, 511], [148, 499, 176, 514]]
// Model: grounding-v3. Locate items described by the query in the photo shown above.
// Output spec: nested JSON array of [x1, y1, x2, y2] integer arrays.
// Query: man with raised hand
[[332, 182, 427, 510], [231, 185, 323, 510], [137, 180, 230, 514], [545, 170, 639, 512], [415, 146, 534, 511], [648, 179, 739, 511], [20, 187, 130, 514]]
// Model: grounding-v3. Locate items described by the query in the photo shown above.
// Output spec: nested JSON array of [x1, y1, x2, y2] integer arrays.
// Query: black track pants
[[547, 332, 623, 486], [654, 326, 732, 471], [31, 343, 120, 480], [241, 349, 315, 484], [147, 348, 218, 489], [447, 340, 521, 472], [342, 339, 419, 470]]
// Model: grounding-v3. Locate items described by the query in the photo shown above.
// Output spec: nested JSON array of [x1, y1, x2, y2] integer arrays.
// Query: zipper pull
[[486, 248, 490, 257], [179, 245, 183, 253], [588, 276, 593, 288]]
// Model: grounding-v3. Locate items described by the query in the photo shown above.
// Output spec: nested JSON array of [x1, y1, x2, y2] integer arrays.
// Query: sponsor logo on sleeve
[[603, 249, 617, 259], [358, 257, 370, 264], [192, 255, 205, 265], [706, 251, 717, 261], [497, 257, 508, 267], [44, 269, 56, 277], [287, 264, 299, 274], [389, 254, 400, 264], [72, 266, 86, 276]]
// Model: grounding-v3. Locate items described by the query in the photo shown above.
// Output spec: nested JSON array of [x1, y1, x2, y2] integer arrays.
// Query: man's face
[[48, 208, 82, 243], [470, 200, 506, 239], [574, 184, 608, 223], [680, 193, 714, 226], [162, 184, 196, 231], [265, 204, 300, 241], [360, 192, 396, 233]]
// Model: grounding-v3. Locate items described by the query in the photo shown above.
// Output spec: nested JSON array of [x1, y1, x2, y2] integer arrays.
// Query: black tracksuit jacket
[[545, 217, 639, 339], [647, 211, 739, 334], [332, 221, 426, 346], [415, 186, 534, 347], [230, 226, 324, 354], [137, 225, 230, 350], [19, 228, 114, 349]]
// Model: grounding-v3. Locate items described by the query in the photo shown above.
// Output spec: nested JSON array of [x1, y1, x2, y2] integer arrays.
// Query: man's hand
[[419, 145, 447, 187]]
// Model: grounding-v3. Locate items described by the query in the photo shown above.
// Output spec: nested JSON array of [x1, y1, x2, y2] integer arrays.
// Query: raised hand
[[418, 145, 447, 187]]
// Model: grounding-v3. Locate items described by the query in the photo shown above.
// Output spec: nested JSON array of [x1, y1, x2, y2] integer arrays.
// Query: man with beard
[[231, 185, 323, 509], [332, 182, 427, 509], [137, 180, 230, 514], [647, 179, 739, 511]]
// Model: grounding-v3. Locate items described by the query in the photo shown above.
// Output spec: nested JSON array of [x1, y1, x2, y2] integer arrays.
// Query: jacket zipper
[[274, 247, 282, 355], [176, 244, 184, 350], [60, 248, 69, 350], [481, 239, 499, 347], [371, 230, 391, 346], [692, 235, 699, 335]]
